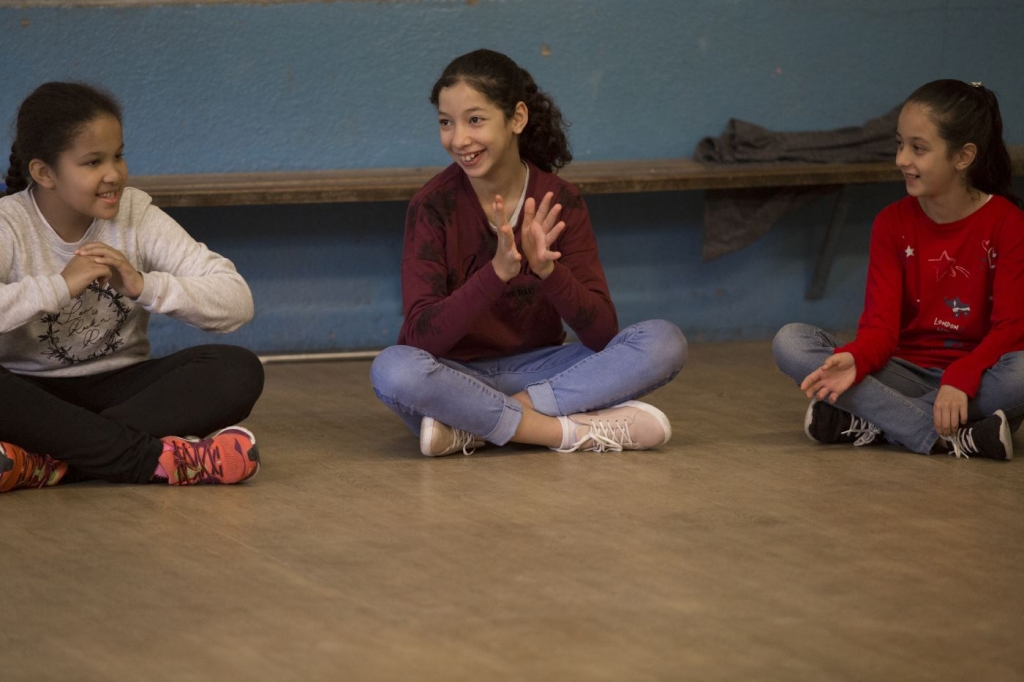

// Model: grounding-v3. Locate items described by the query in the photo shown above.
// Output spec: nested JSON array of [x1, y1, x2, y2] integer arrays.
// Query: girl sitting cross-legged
[[371, 49, 687, 457], [774, 79, 1024, 461]]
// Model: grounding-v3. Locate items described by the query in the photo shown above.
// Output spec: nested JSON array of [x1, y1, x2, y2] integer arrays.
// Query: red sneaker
[[0, 442, 68, 493], [158, 426, 260, 486]]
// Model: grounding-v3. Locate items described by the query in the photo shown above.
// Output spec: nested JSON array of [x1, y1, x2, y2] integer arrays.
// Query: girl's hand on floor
[[520, 191, 565, 280], [933, 385, 968, 437], [75, 242, 144, 300], [61, 255, 113, 298], [800, 352, 856, 404], [491, 195, 522, 282]]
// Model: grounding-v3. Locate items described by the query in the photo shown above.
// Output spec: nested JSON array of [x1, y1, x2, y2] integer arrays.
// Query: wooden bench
[[132, 145, 1024, 299]]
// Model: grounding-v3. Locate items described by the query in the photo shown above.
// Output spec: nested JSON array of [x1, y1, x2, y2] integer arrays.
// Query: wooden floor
[[3, 341, 1023, 682]]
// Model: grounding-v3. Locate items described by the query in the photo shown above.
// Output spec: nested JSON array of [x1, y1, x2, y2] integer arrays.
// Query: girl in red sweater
[[371, 49, 687, 457], [774, 80, 1024, 460]]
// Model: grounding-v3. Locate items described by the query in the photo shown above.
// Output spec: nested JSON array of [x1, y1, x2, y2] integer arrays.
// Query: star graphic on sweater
[[905, 246, 915, 257], [929, 250, 970, 281]]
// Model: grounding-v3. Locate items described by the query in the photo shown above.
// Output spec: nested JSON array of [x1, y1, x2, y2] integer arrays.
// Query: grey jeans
[[772, 323, 1024, 454]]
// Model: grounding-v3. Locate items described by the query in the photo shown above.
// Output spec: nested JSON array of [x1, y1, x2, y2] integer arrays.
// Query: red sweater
[[839, 195, 1024, 397], [397, 162, 618, 362]]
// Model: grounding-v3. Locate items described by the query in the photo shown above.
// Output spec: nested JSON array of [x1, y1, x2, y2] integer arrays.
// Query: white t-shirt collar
[[488, 163, 530, 232]]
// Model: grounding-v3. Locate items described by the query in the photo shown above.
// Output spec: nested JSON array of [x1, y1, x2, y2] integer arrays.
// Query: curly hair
[[6, 81, 122, 196], [429, 49, 572, 173]]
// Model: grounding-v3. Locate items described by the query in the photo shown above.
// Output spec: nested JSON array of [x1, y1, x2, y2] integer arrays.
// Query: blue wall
[[2, 1, 1022, 354]]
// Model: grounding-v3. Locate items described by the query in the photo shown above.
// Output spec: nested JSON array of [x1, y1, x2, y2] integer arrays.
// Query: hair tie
[[970, 81, 983, 88]]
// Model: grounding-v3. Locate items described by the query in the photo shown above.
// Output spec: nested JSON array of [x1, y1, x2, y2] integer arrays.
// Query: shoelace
[[943, 427, 979, 459], [168, 438, 223, 483], [16, 456, 63, 488], [842, 416, 883, 447], [555, 417, 634, 453], [28, 458, 62, 487], [0, 444, 62, 489], [448, 429, 479, 456]]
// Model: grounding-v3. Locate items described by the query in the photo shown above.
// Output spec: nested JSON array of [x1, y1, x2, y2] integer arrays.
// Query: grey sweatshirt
[[0, 187, 253, 377]]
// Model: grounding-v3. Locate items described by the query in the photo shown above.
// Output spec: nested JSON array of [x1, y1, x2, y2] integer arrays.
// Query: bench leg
[[806, 185, 851, 300]]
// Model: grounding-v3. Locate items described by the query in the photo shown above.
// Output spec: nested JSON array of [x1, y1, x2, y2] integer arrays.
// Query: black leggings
[[0, 345, 264, 484]]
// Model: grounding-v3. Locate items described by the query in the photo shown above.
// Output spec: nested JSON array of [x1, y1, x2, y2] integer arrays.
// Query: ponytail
[[517, 68, 572, 173], [906, 80, 1021, 208], [6, 147, 28, 195], [969, 87, 1019, 208], [430, 49, 572, 173]]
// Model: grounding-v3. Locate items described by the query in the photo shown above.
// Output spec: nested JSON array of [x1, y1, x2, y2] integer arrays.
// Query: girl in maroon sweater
[[774, 80, 1024, 460], [371, 49, 687, 457]]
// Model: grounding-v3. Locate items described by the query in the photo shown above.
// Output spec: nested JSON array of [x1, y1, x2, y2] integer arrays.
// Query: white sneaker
[[556, 401, 672, 453], [419, 417, 485, 457]]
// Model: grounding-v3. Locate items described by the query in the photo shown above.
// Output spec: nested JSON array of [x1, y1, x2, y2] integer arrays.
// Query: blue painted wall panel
[[3, 1, 1021, 173], [1, 1, 1022, 354]]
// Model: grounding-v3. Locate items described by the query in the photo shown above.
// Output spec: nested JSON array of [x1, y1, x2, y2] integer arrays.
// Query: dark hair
[[905, 79, 1021, 208], [5, 81, 123, 196], [429, 49, 572, 173]]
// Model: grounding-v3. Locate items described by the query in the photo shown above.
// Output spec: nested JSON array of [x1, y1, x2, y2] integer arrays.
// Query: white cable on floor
[[258, 350, 381, 364]]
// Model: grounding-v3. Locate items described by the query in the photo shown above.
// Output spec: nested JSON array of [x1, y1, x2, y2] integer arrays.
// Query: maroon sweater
[[838, 195, 1024, 397], [397, 162, 618, 361]]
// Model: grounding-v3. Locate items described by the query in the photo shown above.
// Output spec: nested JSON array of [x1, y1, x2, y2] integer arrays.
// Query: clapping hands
[[520, 191, 565, 280], [490, 191, 566, 283]]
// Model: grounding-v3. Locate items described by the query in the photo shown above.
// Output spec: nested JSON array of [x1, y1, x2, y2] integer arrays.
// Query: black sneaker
[[941, 410, 1013, 460], [804, 400, 882, 446]]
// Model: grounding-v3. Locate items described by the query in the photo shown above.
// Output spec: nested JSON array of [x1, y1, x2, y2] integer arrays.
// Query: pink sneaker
[[0, 442, 67, 493], [420, 417, 485, 457], [556, 401, 672, 452], [159, 426, 260, 485]]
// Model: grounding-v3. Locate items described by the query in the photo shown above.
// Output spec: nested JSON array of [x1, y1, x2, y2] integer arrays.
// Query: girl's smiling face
[[437, 80, 526, 185], [895, 103, 972, 204], [34, 113, 127, 235]]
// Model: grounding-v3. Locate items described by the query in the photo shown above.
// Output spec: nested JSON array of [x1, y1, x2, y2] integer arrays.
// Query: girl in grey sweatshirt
[[1, 82, 263, 492]]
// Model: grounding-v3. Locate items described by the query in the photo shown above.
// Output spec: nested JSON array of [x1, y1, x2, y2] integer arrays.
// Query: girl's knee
[[223, 345, 262, 372], [996, 350, 1024, 374], [977, 351, 1024, 411], [773, 322, 810, 349], [658, 320, 688, 372], [370, 346, 402, 393], [635, 319, 687, 375], [772, 323, 814, 362], [370, 345, 432, 397], [212, 345, 264, 406], [772, 323, 825, 381]]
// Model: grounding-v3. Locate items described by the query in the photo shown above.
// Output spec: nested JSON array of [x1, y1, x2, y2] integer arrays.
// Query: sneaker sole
[[616, 400, 672, 447], [995, 410, 1013, 461], [0, 444, 14, 492], [803, 400, 818, 443], [419, 417, 484, 457], [419, 417, 443, 457]]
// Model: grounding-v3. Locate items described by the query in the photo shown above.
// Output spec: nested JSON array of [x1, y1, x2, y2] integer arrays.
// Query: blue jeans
[[371, 319, 687, 445], [772, 323, 1024, 454]]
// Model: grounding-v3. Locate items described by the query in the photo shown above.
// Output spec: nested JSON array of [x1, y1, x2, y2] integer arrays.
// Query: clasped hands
[[60, 242, 144, 300], [491, 191, 566, 282]]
